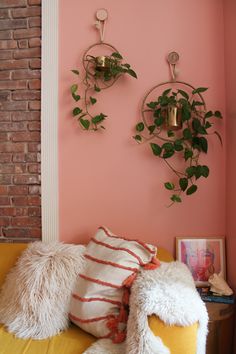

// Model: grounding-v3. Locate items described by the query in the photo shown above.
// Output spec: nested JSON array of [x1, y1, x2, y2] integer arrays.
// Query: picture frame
[[176, 237, 226, 286]]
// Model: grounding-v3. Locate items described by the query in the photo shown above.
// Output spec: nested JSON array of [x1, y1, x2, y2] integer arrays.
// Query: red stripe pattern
[[69, 226, 158, 342]]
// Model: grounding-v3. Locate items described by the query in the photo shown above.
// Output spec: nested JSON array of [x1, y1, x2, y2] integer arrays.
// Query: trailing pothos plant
[[71, 52, 137, 131], [134, 87, 223, 205]]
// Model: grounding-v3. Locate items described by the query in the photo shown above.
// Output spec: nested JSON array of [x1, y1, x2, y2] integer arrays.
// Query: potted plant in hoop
[[71, 47, 137, 131], [134, 84, 223, 205]]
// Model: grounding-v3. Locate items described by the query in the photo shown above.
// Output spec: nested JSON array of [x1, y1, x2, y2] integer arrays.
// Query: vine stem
[[163, 158, 186, 178]]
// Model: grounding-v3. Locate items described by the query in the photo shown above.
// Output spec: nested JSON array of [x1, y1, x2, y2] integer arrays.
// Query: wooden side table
[[206, 302, 235, 354]]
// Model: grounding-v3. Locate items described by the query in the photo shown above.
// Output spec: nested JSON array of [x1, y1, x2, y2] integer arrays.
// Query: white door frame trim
[[41, 0, 59, 242]]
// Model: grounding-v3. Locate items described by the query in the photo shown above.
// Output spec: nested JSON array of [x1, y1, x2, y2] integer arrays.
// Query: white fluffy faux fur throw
[[0, 242, 85, 339], [83, 261, 208, 354]]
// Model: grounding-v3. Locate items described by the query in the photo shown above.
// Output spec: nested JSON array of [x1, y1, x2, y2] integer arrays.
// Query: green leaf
[[199, 137, 208, 153], [192, 118, 201, 131], [197, 125, 208, 135], [192, 87, 208, 94], [90, 96, 97, 105], [162, 88, 172, 96], [162, 142, 174, 151], [73, 107, 82, 116], [201, 165, 210, 178], [205, 121, 212, 129], [192, 100, 204, 107], [164, 182, 175, 190], [147, 101, 158, 109], [127, 69, 137, 78], [136, 122, 145, 132], [170, 194, 182, 203], [214, 110, 223, 119], [148, 125, 156, 134], [71, 84, 78, 94], [174, 140, 183, 151], [163, 150, 174, 158], [71, 69, 79, 75], [79, 118, 90, 130], [186, 184, 198, 195], [186, 166, 195, 178], [111, 52, 123, 59], [133, 134, 142, 142], [184, 149, 193, 161], [182, 106, 191, 121], [178, 89, 189, 100], [94, 85, 101, 92], [72, 93, 80, 101], [154, 116, 164, 127], [183, 128, 192, 140], [214, 131, 223, 146], [195, 165, 202, 179], [92, 113, 107, 124], [150, 143, 162, 156], [205, 111, 213, 119], [153, 108, 161, 118], [122, 63, 131, 69], [167, 130, 174, 137], [179, 178, 188, 191]]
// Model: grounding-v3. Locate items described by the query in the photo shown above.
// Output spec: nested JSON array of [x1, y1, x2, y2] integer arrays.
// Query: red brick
[[25, 152, 37, 162], [0, 90, 10, 101], [11, 7, 40, 18], [0, 142, 25, 152], [0, 186, 8, 195], [28, 0, 41, 5], [0, 197, 10, 205], [29, 228, 41, 237], [0, 132, 9, 141], [0, 9, 9, 18], [12, 216, 40, 227], [0, 101, 27, 111], [12, 69, 40, 79], [13, 174, 40, 185], [11, 196, 28, 206], [12, 131, 40, 142], [28, 16, 40, 27], [0, 175, 12, 184], [0, 30, 12, 39], [29, 58, 40, 68], [28, 163, 39, 173], [14, 27, 40, 39], [0, 112, 10, 121], [12, 111, 40, 121], [0, 71, 11, 80], [28, 207, 40, 216], [0, 218, 10, 227], [0, 50, 12, 60], [12, 153, 26, 162], [28, 195, 40, 205], [29, 185, 40, 194], [12, 90, 40, 100], [28, 121, 40, 130], [14, 164, 27, 173], [0, 164, 15, 174], [0, 59, 28, 70], [0, 80, 27, 90], [9, 185, 28, 195], [2, 228, 29, 238], [28, 142, 40, 151], [29, 37, 40, 48], [0, 39, 17, 49], [0, 0, 27, 8], [28, 78, 40, 89], [14, 47, 40, 59], [0, 207, 16, 216], [0, 122, 27, 131], [0, 153, 12, 162], [0, 19, 27, 30], [18, 39, 28, 48], [29, 100, 40, 110]]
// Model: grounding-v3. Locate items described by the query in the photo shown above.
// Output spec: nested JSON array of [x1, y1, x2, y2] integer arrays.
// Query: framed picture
[[176, 237, 226, 286]]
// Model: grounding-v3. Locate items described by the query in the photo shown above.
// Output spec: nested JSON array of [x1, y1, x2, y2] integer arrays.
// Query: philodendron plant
[[71, 52, 137, 131], [134, 87, 223, 205]]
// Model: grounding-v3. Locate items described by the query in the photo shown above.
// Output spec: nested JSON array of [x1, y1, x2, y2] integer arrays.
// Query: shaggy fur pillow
[[0, 242, 85, 339]]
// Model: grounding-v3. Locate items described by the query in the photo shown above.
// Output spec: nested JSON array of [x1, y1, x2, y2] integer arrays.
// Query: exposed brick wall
[[0, 0, 41, 242]]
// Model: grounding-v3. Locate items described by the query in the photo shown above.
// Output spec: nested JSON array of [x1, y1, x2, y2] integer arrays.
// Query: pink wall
[[224, 0, 236, 291], [58, 0, 225, 254]]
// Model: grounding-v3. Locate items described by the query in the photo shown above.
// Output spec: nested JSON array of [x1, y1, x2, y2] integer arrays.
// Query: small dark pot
[[165, 105, 182, 130], [95, 56, 110, 71]]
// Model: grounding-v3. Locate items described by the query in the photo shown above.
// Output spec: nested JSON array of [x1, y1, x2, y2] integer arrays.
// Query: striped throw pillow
[[69, 226, 159, 343]]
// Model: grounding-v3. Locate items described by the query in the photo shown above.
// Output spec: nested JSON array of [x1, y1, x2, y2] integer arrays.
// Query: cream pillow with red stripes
[[69, 226, 159, 343]]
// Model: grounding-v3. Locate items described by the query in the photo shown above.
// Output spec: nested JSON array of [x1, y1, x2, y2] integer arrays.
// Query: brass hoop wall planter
[[70, 9, 137, 132], [134, 53, 223, 205]]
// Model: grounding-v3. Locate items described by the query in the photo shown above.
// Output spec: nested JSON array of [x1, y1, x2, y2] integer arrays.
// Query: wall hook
[[95, 8, 108, 43], [167, 51, 179, 82]]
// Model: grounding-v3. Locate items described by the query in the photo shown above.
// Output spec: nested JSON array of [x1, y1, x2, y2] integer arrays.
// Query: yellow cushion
[[0, 323, 96, 354], [157, 247, 174, 262], [0, 244, 28, 287], [148, 315, 198, 354]]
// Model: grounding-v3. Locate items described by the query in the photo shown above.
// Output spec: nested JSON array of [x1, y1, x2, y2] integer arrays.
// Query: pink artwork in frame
[[176, 237, 226, 286]]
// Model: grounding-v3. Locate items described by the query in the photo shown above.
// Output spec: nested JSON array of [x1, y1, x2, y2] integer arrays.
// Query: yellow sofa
[[0, 243, 197, 354]]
